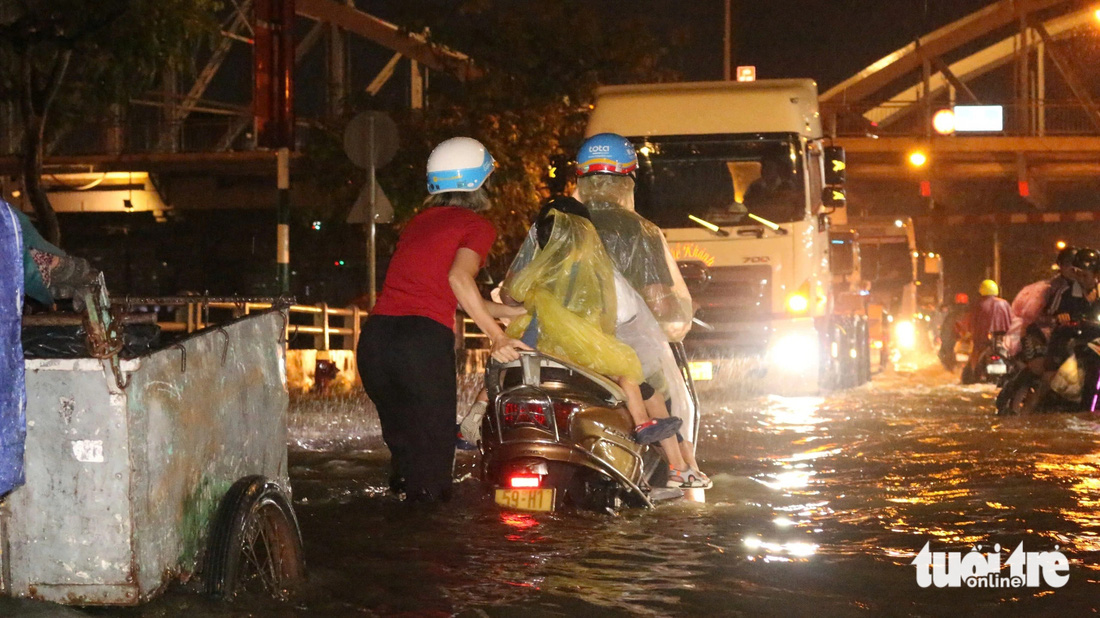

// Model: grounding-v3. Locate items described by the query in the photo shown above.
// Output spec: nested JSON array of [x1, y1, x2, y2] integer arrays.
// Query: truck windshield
[[861, 242, 915, 289], [632, 134, 806, 228]]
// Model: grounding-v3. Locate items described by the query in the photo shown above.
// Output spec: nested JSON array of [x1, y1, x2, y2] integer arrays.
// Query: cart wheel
[[205, 475, 305, 600]]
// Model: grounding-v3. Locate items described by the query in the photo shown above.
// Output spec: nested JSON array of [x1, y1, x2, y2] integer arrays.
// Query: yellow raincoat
[[503, 211, 644, 384]]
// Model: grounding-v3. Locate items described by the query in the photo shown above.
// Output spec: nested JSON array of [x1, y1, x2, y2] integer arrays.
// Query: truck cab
[[587, 79, 867, 394]]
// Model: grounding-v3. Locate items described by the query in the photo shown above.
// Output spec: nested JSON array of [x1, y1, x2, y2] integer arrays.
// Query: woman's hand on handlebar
[[490, 336, 532, 363]]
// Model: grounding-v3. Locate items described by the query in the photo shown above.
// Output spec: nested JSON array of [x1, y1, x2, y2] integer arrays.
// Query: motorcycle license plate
[[495, 488, 555, 512], [987, 363, 1007, 375]]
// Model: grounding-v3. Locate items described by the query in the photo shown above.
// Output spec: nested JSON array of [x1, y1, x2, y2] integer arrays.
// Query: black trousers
[[357, 315, 457, 500]]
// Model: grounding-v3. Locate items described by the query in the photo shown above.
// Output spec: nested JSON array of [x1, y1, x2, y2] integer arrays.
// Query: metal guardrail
[[110, 297, 490, 353], [112, 296, 363, 351], [461, 316, 489, 341]]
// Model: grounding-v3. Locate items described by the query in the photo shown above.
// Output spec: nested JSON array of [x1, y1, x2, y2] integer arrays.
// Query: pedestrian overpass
[[822, 0, 1100, 199]]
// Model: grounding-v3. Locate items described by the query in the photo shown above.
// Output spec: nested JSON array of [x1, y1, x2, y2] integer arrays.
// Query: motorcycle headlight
[[894, 320, 917, 349]]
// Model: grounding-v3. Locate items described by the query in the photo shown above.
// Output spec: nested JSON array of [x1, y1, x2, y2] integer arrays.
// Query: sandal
[[667, 467, 713, 490], [632, 417, 682, 444]]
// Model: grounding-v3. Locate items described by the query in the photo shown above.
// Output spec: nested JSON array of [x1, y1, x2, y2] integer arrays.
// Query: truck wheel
[[997, 373, 1039, 416], [819, 324, 838, 391], [857, 319, 871, 384], [204, 476, 306, 600]]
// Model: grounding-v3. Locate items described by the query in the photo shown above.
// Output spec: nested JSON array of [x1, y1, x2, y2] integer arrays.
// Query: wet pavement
[[5, 365, 1099, 616]]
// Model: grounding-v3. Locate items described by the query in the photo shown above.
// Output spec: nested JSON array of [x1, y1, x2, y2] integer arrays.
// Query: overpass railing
[[113, 295, 491, 352], [113, 296, 363, 351], [820, 100, 1100, 138]]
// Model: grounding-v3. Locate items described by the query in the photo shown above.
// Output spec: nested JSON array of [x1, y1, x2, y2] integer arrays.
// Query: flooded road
[[6, 365, 1100, 616]]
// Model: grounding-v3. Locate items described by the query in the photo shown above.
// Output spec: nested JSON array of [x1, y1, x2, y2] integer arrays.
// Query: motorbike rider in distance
[[999, 247, 1100, 414], [962, 280, 1013, 384], [938, 293, 970, 371], [1069, 253, 1100, 408], [1037, 248, 1100, 408], [1044, 249, 1100, 367], [502, 197, 710, 488], [1045, 246, 1086, 329]]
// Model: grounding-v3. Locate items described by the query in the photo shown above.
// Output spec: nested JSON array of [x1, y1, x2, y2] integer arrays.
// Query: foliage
[[0, 0, 218, 111], [354, 0, 680, 276], [0, 0, 220, 244]]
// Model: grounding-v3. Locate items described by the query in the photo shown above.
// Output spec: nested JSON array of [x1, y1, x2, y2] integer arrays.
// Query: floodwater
[[5, 365, 1100, 616]]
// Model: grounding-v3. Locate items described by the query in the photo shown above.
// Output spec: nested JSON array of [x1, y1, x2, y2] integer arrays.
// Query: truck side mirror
[[824, 146, 846, 186], [822, 146, 847, 208], [822, 186, 846, 208]]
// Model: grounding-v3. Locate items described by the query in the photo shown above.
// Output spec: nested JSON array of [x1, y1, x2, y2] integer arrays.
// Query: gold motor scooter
[[481, 350, 695, 513]]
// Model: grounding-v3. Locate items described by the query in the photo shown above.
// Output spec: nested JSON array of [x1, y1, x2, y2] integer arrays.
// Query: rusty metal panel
[[7, 358, 139, 604], [4, 310, 288, 605], [126, 310, 288, 597]]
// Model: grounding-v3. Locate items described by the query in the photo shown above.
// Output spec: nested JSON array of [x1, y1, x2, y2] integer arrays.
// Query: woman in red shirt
[[358, 137, 528, 503]]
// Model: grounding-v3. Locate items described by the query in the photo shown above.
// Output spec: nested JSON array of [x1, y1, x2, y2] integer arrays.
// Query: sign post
[[343, 112, 398, 309]]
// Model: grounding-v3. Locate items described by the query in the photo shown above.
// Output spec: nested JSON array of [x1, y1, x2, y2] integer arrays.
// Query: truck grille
[[683, 263, 772, 338]]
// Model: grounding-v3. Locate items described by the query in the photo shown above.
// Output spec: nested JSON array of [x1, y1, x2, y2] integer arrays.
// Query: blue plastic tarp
[[1, 199, 26, 495]]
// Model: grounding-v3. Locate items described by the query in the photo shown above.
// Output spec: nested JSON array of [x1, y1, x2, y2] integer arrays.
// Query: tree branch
[[38, 47, 71, 116]]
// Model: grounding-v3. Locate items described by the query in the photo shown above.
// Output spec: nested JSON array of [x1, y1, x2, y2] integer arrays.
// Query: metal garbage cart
[[1, 301, 304, 605]]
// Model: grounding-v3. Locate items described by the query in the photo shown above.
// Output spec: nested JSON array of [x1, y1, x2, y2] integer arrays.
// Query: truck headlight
[[786, 292, 809, 314], [894, 320, 917, 350], [770, 332, 817, 371]]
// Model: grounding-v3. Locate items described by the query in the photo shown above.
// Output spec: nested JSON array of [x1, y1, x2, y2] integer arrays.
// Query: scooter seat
[[491, 351, 625, 404]]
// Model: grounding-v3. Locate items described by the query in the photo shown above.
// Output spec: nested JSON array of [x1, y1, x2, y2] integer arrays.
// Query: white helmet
[[426, 137, 496, 194]]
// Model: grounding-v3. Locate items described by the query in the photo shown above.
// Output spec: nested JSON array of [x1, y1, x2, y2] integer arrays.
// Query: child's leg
[[679, 440, 701, 471], [616, 377, 650, 426], [641, 393, 706, 474], [617, 377, 680, 444], [656, 435, 688, 470]]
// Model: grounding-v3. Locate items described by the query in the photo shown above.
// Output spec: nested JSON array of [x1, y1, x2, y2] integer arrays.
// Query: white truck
[[587, 79, 869, 394], [851, 216, 944, 364]]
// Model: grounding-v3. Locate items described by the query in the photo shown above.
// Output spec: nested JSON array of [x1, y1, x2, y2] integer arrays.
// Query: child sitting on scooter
[[500, 196, 709, 489]]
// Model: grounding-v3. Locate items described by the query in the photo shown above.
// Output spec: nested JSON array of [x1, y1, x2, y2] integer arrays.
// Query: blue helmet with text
[[575, 133, 638, 177]]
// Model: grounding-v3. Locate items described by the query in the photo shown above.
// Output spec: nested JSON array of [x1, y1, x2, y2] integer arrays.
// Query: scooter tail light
[[502, 400, 551, 430], [509, 475, 541, 489], [553, 402, 580, 430]]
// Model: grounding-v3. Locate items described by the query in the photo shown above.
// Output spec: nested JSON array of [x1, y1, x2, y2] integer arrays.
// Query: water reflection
[[9, 366, 1097, 616], [743, 536, 819, 561]]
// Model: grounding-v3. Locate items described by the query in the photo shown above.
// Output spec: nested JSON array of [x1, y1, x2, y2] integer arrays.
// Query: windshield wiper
[[745, 212, 789, 235], [688, 214, 730, 237]]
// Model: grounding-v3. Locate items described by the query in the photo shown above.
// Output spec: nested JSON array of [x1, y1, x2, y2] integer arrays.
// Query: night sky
[[341, 1, 1007, 97], [647, 0, 1007, 88]]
